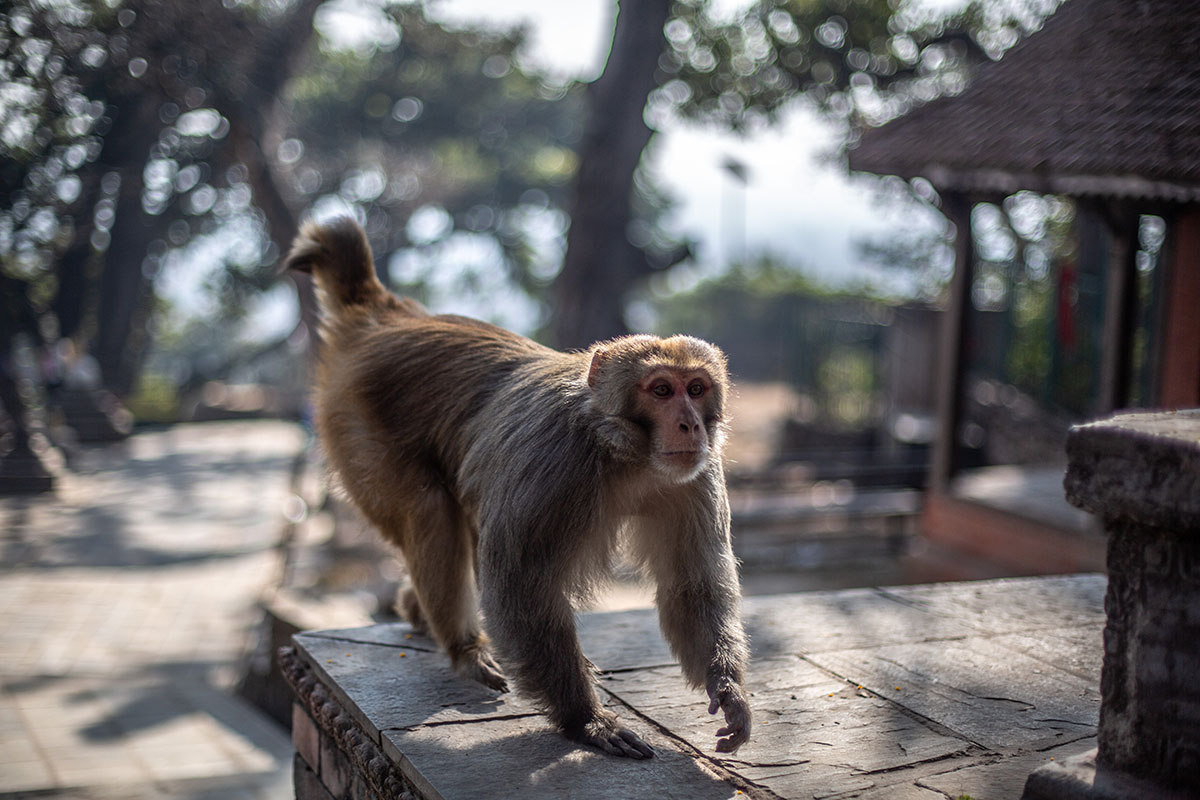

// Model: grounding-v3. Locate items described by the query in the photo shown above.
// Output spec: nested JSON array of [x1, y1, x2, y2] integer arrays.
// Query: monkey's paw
[[454, 648, 509, 692], [706, 676, 751, 754], [574, 715, 655, 759]]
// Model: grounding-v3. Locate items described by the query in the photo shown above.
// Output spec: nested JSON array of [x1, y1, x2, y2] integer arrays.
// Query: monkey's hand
[[706, 675, 751, 754], [573, 713, 655, 759]]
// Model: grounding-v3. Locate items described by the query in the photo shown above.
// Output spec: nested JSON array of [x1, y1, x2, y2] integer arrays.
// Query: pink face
[[636, 368, 714, 481]]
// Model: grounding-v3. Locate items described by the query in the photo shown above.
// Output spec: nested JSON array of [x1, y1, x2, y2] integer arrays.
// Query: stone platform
[[285, 574, 1106, 800]]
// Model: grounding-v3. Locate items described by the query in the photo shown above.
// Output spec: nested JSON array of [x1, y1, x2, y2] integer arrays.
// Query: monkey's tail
[[284, 216, 394, 316]]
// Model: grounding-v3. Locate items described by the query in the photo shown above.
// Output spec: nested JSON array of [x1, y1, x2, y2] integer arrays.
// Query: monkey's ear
[[586, 348, 609, 388]]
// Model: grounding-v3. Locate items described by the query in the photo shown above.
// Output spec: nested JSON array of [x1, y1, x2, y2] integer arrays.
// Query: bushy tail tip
[[284, 216, 382, 308]]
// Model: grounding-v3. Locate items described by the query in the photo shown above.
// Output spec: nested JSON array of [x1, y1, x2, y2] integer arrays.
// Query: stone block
[[293, 703, 322, 773], [292, 632, 538, 743], [381, 714, 742, 800], [1064, 409, 1200, 529], [1022, 748, 1196, 800], [320, 729, 352, 798], [294, 752, 336, 800], [1061, 410, 1200, 790]]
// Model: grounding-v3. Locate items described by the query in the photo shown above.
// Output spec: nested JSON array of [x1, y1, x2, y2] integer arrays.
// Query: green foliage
[[124, 370, 180, 423], [277, 3, 590, 326], [659, 0, 1063, 130]]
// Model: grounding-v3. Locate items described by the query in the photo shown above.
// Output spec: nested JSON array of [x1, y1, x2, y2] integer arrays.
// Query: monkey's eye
[[651, 383, 672, 398], [687, 382, 705, 398]]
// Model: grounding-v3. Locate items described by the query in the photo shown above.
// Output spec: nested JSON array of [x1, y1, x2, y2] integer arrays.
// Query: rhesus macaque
[[286, 217, 751, 758]]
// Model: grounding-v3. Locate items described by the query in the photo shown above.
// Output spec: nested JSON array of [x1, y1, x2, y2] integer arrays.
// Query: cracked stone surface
[[290, 574, 1106, 799]]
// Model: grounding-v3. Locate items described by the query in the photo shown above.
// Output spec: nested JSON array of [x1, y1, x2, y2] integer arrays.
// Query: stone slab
[[743, 587, 978, 657], [807, 637, 1100, 751], [877, 574, 1106, 636], [603, 657, 974, 779], [300, 624, 440, 654], [381, 714, 744, 800], [290, 575, 1111, 799], [575, 608, 678, 671], [993, 626, 1105, 684], [310, 613, 680, 674], [291, 632, 537, 743]]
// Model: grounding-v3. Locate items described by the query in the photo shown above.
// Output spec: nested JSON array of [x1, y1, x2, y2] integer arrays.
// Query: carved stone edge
[[1063, 412, 1200, 531], [279, 644, 422, 800]]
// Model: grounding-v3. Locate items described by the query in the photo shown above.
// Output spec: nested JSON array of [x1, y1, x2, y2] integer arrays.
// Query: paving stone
[[920, 737, 1098, 800], [733, 761, 876, 799], [381, 714, 744, 800], [0, 755, 57, 793], [991, 626, 1104, 684], [877, 574, 1106, 636], [575, 607, 678, 670], [743, 587, 979, 656], [0, 421, 306, 799], [807, 637, 1100, 751], [850, 783, 948, 800]]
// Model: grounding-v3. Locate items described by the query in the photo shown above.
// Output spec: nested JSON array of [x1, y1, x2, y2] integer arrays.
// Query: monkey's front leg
[[644, 487, 753, 752], [705, 658, 752, 753], [479, 561, 654, 758]]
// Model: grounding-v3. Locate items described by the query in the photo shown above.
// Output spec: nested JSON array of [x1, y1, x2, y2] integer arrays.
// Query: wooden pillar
[[1095, 206, 1138, 415], [1159, 206, 1200, 407], [929, 193, 975, 492]]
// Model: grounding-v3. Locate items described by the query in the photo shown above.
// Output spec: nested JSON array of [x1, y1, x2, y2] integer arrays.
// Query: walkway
[[0, 421, 306, 799]]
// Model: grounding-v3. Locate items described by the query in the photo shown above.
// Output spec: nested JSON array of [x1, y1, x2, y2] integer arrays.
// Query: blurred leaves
[[658, 0, 1063, 131], [648, 254, 890, 426], [284, 2, 584, 309]]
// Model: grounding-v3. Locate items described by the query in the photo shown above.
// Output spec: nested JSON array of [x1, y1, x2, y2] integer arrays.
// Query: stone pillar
[[1023, 410, 1200, 799]]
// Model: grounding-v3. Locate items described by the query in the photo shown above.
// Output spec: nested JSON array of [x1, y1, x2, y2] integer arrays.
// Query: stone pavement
[[0, 421, 307, 799]]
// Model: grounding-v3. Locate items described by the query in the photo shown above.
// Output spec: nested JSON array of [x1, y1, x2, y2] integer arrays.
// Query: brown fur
[[286, 216, 751, 757]]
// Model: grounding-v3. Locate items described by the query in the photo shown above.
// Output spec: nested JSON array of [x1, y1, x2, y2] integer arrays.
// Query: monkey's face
[[634, 367, 718, 483]]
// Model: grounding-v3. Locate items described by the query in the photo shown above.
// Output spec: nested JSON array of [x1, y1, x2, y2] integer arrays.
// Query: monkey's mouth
[[660, 449, 704, 464]]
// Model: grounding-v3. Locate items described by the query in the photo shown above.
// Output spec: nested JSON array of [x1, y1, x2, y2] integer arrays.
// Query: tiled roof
[[848, 0, 1200, 202]]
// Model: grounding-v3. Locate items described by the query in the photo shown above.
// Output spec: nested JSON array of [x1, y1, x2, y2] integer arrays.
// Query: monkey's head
[[586, 334, 729, 483]]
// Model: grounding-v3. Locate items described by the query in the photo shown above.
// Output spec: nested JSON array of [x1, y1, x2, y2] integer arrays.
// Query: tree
[[553, 0, 680, 349], [550, 0, 1063, 347], [281, 4, 581, 325], [1, 0, 326, 398], [2, 0, 581, 455]]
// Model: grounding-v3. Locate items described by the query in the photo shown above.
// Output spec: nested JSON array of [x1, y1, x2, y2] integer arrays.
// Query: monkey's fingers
[[579, 720, 655, 759], [711, 688, 752, 754], [615, 727, 655, 759], [715, 724, 749, 754]]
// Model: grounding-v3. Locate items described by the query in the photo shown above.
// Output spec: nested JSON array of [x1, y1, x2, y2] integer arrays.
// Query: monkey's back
[[314, 310, 581, 528]]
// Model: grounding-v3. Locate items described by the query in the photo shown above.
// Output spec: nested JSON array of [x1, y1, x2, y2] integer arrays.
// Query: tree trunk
[[551, 0, 671, 349]]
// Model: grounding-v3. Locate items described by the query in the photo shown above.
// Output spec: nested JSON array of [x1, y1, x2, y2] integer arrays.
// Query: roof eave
[[847, 160, 1200, 204]]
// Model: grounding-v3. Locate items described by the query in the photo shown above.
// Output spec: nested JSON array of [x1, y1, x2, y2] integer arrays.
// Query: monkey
[[285, 216, 751, 759]]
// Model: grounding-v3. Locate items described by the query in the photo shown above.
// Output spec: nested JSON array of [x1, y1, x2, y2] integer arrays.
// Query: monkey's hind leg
[[397, 584, 429, 634], [397, 492, 508, 692]]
